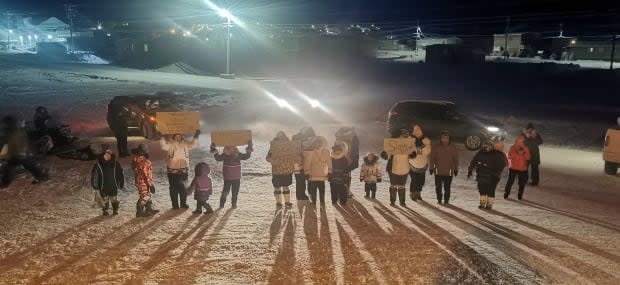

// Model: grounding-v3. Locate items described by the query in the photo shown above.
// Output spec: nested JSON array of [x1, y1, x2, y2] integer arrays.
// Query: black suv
[[107, 93, 181, 139], [386, 100, 506, 150]]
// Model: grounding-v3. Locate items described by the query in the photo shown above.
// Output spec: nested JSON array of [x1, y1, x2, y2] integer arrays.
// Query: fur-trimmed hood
[[331, 141, 349, 159], [364, 152, 379, 164]]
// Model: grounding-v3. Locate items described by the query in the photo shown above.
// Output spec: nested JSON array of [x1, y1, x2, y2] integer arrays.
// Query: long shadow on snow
[[268, 213, 304, 285], [303, 204, 337, 285]]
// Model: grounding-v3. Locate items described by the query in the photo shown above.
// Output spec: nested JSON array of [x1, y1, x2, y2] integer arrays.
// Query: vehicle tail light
[[148, 116, 156, 123], [389, 111, 398, 116]]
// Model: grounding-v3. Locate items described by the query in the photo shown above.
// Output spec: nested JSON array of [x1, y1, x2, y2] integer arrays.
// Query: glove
[[454, 170, 458, 177], [210, 143, 217, 153], [327, 173, 333, 183], [246, 140, 253, 153], [149, 185, 155, 194], [429, 169, 434, 175], [380, 151, 388, 160], [194, 129, 201, 139], [467, 170, 472, 179], [360, 178, 364, 182], [377, 178, 382, 183]]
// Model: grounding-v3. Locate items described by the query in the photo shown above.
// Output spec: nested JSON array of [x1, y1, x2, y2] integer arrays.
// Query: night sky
[[3, 0, 618, 33]]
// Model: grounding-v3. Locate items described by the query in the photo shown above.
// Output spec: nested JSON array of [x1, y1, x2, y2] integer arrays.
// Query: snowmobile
[[26, 123, 96, 161]]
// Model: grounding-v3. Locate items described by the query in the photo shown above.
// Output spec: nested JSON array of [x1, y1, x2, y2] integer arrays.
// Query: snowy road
[[1, 58, 619, 284]]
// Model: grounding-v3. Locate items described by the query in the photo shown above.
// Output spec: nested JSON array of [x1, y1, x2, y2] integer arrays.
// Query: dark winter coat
[[187, 163, 213, 201], [330, 151, 351, 185], [469, 150, 508, 183], [429, 141, 459, 177], [335, 127, 360, 171], [524, 134, 543, 165], [91, 155, 124, 196], [214, 147, 251, 181]]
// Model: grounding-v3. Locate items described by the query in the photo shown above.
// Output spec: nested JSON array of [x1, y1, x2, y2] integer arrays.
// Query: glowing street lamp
[[219, 8, 233, 77]]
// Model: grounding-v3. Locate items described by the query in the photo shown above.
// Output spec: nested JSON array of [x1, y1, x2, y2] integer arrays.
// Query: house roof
[[38, 17, 69, 29]]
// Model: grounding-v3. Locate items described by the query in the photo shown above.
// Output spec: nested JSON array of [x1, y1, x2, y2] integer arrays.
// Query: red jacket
[[508, 144, 531, 171], [132, 155, 153, 195]]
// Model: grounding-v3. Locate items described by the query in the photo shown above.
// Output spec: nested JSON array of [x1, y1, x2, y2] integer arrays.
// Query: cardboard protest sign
[[156, 112, 200, 135], [211, 130, 252, 146], [383, 138, 416, 156], [269, 141, 302, 174]]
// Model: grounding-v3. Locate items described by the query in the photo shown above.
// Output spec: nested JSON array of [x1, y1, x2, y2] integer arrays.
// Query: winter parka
[[160, 137, 198, 173], [409, 135, 431, 172], [291, 127, 316, 174], [360, 154, 382, 183], [335, 127, 360, 171], [523, 134, 543, 165], [508, 144, 531, 171], [266, 131, 296, 175], [132, 154, 154, 195], [303, 136, 332, 181], [186, 163, 213, 201], [213, 146, 252, 181], [330, 142, 351, 184], [90, 154, 124, 196], [429, 139, 459, 176], [469, 149, 508, 182]]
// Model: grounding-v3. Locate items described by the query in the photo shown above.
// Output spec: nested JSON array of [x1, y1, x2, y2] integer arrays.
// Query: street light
[[219, 9, 233, 77]]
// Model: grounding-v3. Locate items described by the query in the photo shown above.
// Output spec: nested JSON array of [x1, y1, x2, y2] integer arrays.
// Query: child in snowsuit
[[211, 141, 253, 208], [468, 141, 508, 209], [186, 162, 214, 214], [266, 131, 294, 207], [429, 130, 459, 204], [409, 124, 431, 201], [90, 149, 124, 215], [504, 134, 531, 200], [131, 146, 159, 217], [304, 136, 332, 204], [330, 141, 351, 205], [360, 152, 382, 199], [381, 129, 417, 207]]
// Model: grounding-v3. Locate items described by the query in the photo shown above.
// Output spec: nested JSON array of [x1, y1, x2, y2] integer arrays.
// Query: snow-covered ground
[[1, 54, 619, 284]]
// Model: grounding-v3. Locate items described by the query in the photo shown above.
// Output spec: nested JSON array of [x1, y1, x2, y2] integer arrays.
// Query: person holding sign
[[266, 131, 296, 207], [381, 129, 417, 207], [303, 136, 332, 204], [160, 130, 200, 209], [211, 141, 253, 208], [409, 124, 432, 201]]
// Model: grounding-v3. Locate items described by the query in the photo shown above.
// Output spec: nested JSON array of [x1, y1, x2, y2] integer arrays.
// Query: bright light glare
[[203, 0, 244, 28], [260, 89, 298, 114], [218, 9, 231, 19], [486, 126, 500, 132], [309, 99, 321, 108]]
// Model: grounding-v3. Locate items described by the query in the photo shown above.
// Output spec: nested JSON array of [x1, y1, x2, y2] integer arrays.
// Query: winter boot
[[478, 195, 487, 209], [486, 197, 494, 209], [389, 186, 397, 206], [365, 190, 370, 198], [410, 191, 416, 201], [398, 187, 407, 207], [283, 186, 292, 207], [415, 191, 423, 201], [102, 202, 110, 216], [204, 203, 214, 214], [136, 203, 146, 218], [517, 191, 523, 200], [274, 187, 283, 206], [193, 202, 203, 214], [145, 201, 160, 216], [112, 202, 119, 215]]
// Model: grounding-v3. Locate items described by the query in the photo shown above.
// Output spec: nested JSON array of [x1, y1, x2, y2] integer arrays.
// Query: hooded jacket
[[303, 136, 332, 181], [523, 133, 543, 165], [213, 146, 252, 181], [508, 143, 531, 171], [335, 127, 360, 171], [266, 131, 296, 175], [360, 153, 383, 183], [90, 153, 124, 196], [132, 153, 154, 195], [160, 136, 198, 173], [429, 137, 459, 176], [409, 135, 432, 172], [291, 127, 316, 174], [469, 149, 508, 181], [187, 163, 213, 201], [330, 142, 351, 184]]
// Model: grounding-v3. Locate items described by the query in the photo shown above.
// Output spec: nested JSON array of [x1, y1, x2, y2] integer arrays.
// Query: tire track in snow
[[25, 210, 185, 285], [516, 200, 620, 233], [438, 204, 618, 284]]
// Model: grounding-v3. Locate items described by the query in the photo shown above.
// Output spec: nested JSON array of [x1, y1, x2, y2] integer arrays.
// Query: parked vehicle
[[603, 117, 620, 175], [386, 100, 506, 150], [107, 93, 181, 139]]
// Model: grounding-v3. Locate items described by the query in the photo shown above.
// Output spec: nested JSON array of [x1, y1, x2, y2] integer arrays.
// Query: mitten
[[467, 170, 472, 179], [454, 170, 458, 177], [194, 129, 201, 139], [377, 178, 382, 183], [246, 140, 254, 153], [429, 169, 434, 175]]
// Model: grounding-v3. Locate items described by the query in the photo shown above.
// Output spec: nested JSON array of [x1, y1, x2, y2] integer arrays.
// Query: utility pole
[[65, 2, 76, 53], [559, 23, 564, 38], [611, 34, 617, 70], [415, 20, 423, 40], [504, 16, 511, 58], [4, 11, 11, 50]]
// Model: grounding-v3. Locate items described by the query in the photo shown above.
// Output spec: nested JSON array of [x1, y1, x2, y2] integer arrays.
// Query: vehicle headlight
[[486, 126, 500, 132]]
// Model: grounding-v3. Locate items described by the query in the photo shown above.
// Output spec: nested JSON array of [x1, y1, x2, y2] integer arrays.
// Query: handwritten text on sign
[[383, 138, 416, 156], [156, 112, 200, 135], [211, 130, 253, 146], [269, 141, 302, 174]]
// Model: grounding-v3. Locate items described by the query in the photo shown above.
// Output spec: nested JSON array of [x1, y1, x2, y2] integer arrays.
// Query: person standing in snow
[[504, 134, 531, 200], [0, 115, 48, 189], [409, 124, 431, 201], [90, 148, 124, 215], [428, 130, 459, 204], [523, 123, 543, 186], [381, 129, 417, 207], [186, 162, 214, 214], [160, 130, 200, 209], [304, 136, 332, 204], [468, 141, 508, 209], [329, 141, 351, 205], [131, 145, 159, 217], [266, 131, 294, 207], [291, 127, 316, 201], [360, 152, 382, 199], [211, 141, 253, 208], [33, 106, 52, 135], [334, 127, 360, 197], [107, 107, 130, 158]]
